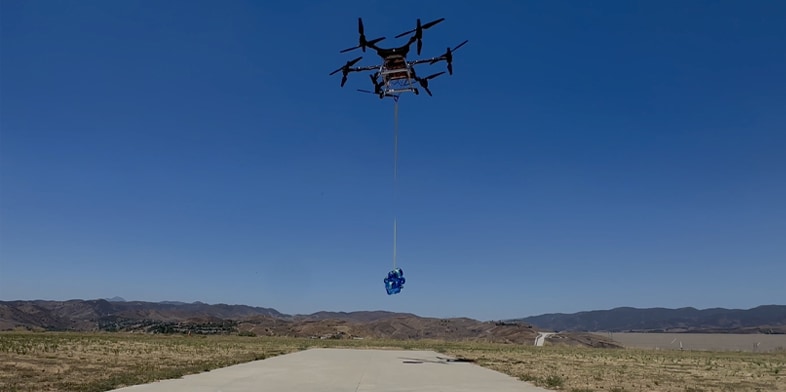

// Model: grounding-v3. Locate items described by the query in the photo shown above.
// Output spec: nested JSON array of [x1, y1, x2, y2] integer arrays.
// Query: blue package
[[384, 268, 406, 295]]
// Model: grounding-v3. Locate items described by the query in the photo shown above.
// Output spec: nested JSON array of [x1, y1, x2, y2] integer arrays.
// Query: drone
[[330, 17, 468, 99]]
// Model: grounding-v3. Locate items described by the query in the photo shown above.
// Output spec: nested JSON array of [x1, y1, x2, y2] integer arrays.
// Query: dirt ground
[[600, 332, 786, 352], [1, 332, 784, 392]]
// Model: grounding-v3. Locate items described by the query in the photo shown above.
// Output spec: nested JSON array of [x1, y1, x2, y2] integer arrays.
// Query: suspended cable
[[392, 96, 399, 270]]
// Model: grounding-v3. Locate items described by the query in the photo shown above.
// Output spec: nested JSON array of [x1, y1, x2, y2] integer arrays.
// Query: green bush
[[545, 374, 565, 388]]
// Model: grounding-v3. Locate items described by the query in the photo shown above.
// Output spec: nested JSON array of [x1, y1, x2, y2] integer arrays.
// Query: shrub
[[545, 374, 565, 388]]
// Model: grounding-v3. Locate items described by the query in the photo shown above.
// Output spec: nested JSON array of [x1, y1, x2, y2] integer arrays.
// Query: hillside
[[0, 299, 283, 332], [236, 315, 551, 344], [12, 300, 782, 344], [513, 305, 786, 333], [0, 299, 571, 345]]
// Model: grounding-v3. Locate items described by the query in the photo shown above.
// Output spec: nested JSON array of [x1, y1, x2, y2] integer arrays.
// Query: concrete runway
[[110, 348, 552, 392]]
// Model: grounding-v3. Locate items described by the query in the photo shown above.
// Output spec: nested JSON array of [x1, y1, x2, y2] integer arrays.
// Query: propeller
[[357, 89, 386, 99], [329, 56, 363, 87], [414, 71, 444, 96], [395, 18, 444, 55], [369, 73, 383, 95], [430, 39, 468, 75], [341, 18, 385, 53], [356, 72, 385, 98]]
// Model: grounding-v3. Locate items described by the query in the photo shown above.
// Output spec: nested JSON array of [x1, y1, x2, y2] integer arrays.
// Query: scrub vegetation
[[1, 332, 784, 392]]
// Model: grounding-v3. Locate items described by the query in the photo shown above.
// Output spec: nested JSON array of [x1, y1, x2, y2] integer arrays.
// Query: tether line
[[392, 96, 399, 269]]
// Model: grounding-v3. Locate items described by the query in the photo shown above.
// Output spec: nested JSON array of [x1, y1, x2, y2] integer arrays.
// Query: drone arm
[[351, 65, 382, 72], [409, 57, 444, 66]]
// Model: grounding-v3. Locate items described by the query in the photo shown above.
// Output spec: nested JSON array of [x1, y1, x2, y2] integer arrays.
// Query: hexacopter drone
[[330, 17, 468, 98]]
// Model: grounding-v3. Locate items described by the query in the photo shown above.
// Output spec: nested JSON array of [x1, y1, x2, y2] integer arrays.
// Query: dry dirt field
[[441, 343, 786, 392], [601, 332, 786, 352], [1, 332, 785, 392]]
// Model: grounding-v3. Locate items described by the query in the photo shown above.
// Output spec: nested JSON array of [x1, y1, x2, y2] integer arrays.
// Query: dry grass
[[440, 344, 786, 391], [0, 332, 306, 392], [1, 332, 785, 392]]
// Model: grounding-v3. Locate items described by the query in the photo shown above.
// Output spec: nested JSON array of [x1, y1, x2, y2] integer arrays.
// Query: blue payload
[[384, 268, 405, 295]]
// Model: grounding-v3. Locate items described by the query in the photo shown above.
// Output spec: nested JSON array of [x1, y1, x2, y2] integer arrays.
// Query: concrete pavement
[[110, 348, 552, 392]]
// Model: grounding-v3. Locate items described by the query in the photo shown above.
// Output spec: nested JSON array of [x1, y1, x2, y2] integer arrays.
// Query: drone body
[[330, 17, 468, 99]]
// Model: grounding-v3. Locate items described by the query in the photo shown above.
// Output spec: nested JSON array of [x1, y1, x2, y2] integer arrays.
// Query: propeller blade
[[439, 47, 454, 74], [396, 20, 417, 38], [395, 27, 415, 39], [366, 36, 386, 47], [443, 40, 468, 75], [342, 19, 367, 53], [330, 57, 362, 77], [342, 18, 373, 53], [341, 74, 348, 87], [367, 74, 384, 94], [396, 18, 445, 38], [424, 71, 445, 80], [395, 17, 443, 39], [428, 40, 466, 66], [417, 38, 422, 55], [358, 89, 385, 99], [421, 17, 444, 30], [416, 71, 441, 95]]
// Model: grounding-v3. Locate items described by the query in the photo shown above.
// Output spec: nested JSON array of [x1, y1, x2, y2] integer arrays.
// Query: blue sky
[[1, 1, 784, 321]]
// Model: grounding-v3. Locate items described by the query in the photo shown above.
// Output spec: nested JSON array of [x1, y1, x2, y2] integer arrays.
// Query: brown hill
[[0, 299, 617, 347], [0, 299, 282, 331], [0, 299, 114, 331], [294, 311, 418, 323], [236, 315, 543, 344]]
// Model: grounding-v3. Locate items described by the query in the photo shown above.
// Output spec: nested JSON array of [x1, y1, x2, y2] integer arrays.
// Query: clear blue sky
[[1, 1, 784, 321]]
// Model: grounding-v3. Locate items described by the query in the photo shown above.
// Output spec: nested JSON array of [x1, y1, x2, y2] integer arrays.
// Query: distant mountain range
[[2, 299, 596, 346], [512, 305, 786, 333], [2, 300, 782, 344]]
